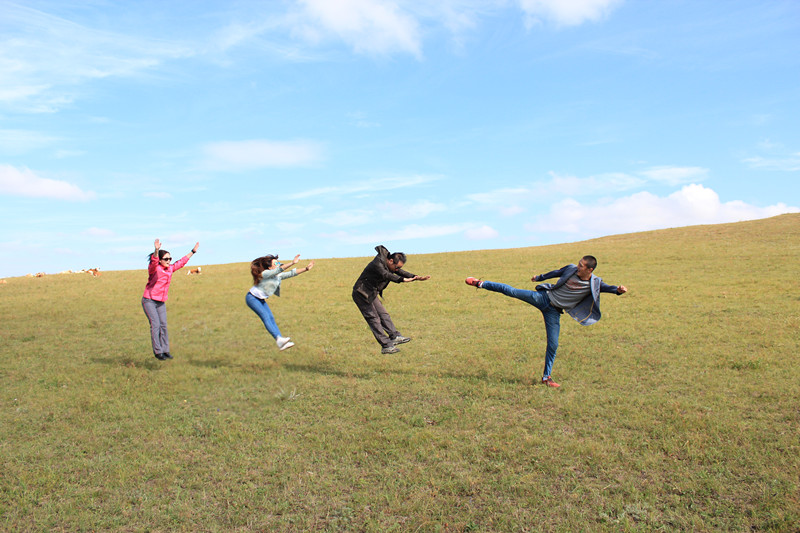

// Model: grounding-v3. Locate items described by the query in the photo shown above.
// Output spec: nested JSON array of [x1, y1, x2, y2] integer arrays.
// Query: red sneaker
[[465, 277, 482, 288], [541, 377, 560, 388]]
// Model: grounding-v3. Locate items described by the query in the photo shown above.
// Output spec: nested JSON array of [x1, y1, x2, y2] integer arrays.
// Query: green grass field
[[2, 214, 799, 532]]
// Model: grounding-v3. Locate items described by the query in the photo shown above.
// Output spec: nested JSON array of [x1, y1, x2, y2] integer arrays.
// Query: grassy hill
[[2, 214, 798, 531]]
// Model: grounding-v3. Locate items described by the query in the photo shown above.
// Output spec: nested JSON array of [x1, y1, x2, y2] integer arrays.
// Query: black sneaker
[[154, 353, 167, 360]]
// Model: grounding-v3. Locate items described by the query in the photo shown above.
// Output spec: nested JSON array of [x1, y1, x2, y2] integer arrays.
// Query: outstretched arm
[[531, 266, 569, 283], [174, 242, 200, 270], [403, 274, 431, 282]]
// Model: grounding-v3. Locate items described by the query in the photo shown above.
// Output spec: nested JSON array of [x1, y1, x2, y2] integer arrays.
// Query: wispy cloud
[[0, 164, 95, 201], [290, 174, 441, 199], [465, 225, 499, 240], [544, 166, 706, 193], [742, 152, 800, 172], [144, 192, 173, 199], [200, 139, 325, 171], [283, 0, 620, 58], [381, 199, 447, 219], [467, 187, 531, 205], [83, 227, 115, 238], [0, 3, 194, 113], [323, 209, 375, 227], [638, 166, 708, 186], [0, 129, 60, 154], [321, 222, 470, 245]]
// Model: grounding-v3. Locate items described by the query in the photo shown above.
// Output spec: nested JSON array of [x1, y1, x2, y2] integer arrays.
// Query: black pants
[[352, 291, 400, 348]]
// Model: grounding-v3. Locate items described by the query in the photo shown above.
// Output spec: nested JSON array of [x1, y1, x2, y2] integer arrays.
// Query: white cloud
[[289, 0, 619, 57], [201, 139, 324, 171], [525, 184, 799, 236], [0, 164, 95, 201], [295, 0, 423, 57], [471, 166, 708, 214], [465, 225, 499, 239], [517, 0, 624, 27]]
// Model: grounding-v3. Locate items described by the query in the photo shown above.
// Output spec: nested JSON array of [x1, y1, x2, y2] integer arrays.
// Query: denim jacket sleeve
[[534, 264, 575, 291], [535, 265, 571, 282]]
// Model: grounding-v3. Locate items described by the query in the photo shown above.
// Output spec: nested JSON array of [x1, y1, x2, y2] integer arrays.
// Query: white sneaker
[[276, 336, 295, 351]]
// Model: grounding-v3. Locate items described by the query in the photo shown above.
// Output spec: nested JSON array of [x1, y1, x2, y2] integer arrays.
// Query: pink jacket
[[142, 253, 191, 302]]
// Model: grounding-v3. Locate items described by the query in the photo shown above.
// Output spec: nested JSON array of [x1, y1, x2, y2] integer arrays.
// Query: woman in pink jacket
[[142, 238, 199, 360]]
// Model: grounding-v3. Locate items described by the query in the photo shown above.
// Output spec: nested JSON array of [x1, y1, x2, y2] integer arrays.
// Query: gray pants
[[142, 297, 169, 355], [352, 292, 400, 348]]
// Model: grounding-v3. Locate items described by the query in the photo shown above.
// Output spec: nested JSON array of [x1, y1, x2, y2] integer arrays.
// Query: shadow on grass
[[282, 362, 529, 386], [91, 356, 164, 370], [187, 357, 236, 369]]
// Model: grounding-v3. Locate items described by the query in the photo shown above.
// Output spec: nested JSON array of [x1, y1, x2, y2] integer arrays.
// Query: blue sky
[[2, 0, 799, 278]]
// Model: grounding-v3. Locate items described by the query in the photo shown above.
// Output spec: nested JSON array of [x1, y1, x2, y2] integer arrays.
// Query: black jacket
[[352, 245, 415, 302]]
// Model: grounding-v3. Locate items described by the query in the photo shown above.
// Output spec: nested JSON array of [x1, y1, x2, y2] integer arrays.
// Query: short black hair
[[388, 252, 407, 264], [582, 255, 597, 270]]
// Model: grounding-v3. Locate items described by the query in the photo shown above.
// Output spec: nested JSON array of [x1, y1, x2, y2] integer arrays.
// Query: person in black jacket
[[353, 245, 430, 354]]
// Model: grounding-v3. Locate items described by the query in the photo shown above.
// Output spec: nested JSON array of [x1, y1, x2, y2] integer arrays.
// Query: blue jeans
[[480, 281, 561, 378], [246, 292, 282, 339]]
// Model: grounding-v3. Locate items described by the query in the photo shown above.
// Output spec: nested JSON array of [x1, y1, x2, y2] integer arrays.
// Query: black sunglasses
[[161, 257, 172, 261]]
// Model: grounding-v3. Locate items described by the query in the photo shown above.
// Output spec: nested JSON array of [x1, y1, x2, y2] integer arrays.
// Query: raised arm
[[173, 242, 200, 270]]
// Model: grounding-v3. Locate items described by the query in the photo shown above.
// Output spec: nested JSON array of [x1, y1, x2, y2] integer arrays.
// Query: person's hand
[[192, 242, 199, 253], [154, 239, 161, 251], [531, 275, 538, 282], [305, 261, 315, 272], [292, 254, 300, 265], [617, 285, 628, 294], [416, 275, 431, 281]]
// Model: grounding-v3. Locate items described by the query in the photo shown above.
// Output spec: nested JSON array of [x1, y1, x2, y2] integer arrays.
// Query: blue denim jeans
[[246, 292, 282, 339], [480, 281, 561, 378]]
